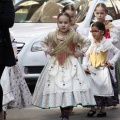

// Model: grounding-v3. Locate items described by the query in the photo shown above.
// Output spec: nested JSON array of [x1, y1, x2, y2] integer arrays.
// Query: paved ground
[[7, 105, 120, 120]]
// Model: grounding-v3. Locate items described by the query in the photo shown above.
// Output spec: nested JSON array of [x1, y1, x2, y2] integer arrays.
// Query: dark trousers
[[0, 65, 5, 112]]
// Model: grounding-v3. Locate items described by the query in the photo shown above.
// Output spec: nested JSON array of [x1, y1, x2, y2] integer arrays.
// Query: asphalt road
[[7, 105, 120, 120]]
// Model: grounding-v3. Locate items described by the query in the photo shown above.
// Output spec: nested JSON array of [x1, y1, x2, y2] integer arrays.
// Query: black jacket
[[0, 0, 16, 66]]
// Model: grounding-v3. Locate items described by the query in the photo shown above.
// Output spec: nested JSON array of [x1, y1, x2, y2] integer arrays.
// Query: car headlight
[[31, 41, 42, 52]]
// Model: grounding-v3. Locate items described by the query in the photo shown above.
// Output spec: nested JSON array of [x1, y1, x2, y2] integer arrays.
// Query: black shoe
[[4, 111, 6, 120], [97, 112, 106, 117], [87, 110, 96, 117], [60, 112, 69, 120]]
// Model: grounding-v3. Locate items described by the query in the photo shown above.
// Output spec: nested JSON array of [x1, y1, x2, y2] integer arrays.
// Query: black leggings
[[0, 65, 5, 112]]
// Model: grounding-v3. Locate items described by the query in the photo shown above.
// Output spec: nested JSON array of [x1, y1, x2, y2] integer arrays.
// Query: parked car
[[10, 0, 120, 86]]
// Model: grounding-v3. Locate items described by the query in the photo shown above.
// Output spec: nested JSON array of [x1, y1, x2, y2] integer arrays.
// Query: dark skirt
[[94, 70, 119, 107], [0, 41, 15, 66], [115, 58, 120, 94]]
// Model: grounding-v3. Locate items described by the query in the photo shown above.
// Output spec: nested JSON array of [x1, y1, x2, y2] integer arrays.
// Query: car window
[[14, 0, 89, 23], [15, 0, 46, 23], [29, 2, 63, 23], [104, 0, 120, 20], [75, 1, 89, 23], [15, 0, 120, 23], [113, 0, 120, 19]]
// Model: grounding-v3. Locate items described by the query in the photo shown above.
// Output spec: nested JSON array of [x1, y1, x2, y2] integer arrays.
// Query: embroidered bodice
[[89, 51, 108, 67]]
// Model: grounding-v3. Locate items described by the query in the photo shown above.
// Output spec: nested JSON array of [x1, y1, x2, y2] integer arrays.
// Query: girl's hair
[[62, 4, 75, 12], [57, 12, 71, 22], [94, 3, 108, 13], [91, 22, 106, 35]]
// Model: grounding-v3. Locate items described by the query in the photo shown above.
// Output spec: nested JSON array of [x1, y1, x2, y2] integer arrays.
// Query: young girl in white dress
[[1, 35, 32, 119], [93, 3, 119, 83], [61, 4, 87, 114], [32, 12, 96, 120], [83, 22, 120, 117], [88, 3, 120, 107]]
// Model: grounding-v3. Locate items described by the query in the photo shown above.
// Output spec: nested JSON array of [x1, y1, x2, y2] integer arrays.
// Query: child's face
[[90, 26, 104, 41], [94, 6, 107, 22], [65, 10, 76, 25], [57, 15, 71, 33]]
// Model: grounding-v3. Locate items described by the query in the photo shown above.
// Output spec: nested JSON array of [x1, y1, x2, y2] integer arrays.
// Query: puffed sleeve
[[82, 46, 91, 70], [108, 43, 120, 65], [108, 27, 119, 45], [73, 32, 91, 53], [40, 32, 53, 52], [0, 0, 15, 27]]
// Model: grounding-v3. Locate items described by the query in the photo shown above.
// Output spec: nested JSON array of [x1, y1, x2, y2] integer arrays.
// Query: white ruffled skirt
[[1, 64, 32, 110], [32, 56, 96, 108]]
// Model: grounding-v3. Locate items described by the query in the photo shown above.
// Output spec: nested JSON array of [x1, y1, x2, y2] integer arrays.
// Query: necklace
[[57, 32, 69, 41]]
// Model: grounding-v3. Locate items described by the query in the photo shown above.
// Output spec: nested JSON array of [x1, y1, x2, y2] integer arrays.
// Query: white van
[[10, 0, 120, 86]]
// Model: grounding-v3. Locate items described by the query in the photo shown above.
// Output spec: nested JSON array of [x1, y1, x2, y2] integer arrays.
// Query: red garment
[[104, 29, 111, 39], [57, 42, 76, 65]]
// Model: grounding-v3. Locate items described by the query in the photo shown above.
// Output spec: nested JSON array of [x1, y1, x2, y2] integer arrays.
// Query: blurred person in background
[[1, 35, 32, 120], [0, 0, 15, 120]]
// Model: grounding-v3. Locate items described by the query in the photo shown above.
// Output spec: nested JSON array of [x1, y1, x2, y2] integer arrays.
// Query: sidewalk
[[7, 105, 120, 120]]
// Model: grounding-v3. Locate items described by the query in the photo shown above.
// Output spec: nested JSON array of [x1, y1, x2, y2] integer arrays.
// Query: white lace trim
[[3, 92, 14, 105], [88, 37, 110, 53]]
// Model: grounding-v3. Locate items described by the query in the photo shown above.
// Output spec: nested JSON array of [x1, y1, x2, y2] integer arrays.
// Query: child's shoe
[[87, 110, 96, 117], [97, 112, 106, 117], [60, 111, 69, 120]]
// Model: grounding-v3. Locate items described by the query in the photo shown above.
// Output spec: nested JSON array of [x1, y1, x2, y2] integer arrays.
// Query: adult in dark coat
[[0, 0, 15, 119]]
